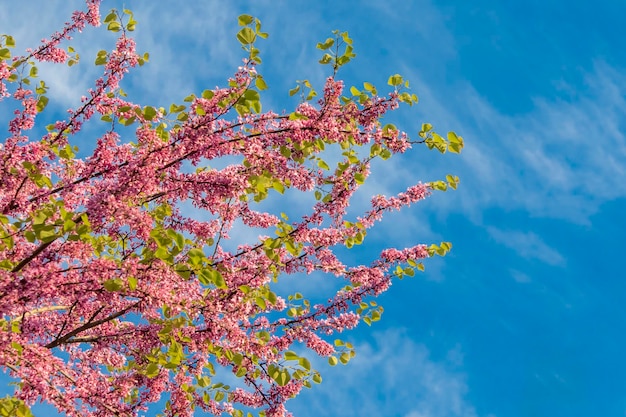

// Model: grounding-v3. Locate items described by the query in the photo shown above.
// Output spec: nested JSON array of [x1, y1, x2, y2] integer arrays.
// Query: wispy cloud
[[0, 3, 109, 107], [289, 329, 484, 417], [487, 227, 565, 266], [401, 60, 626, 225], [121, 2, 243, 104], [509, 268, 532, 284]]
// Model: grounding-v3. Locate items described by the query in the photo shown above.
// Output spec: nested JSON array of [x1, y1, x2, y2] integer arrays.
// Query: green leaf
[[279, 370, 291, 386], [316, 38, 335, 50], [145, 363, 159, 378], [5, 35, 15, 47], [36, 96, 48, 112], [168, 230, 185, 249], [197, 269, 211, 285], [237, 27, 256, 45], [288, 112, 308, 121], [372, 310, 380, 321], [319, 53, 332, 65], [95, 50, 107, 65], [103, 278, 124, 292], [0, 48, 11, 60], [255, 77, 268, 90], [103, 11, 117, 23], [284, 351, 298, 361], [62, 219, 76, 232], [255, 297, 267, 310], [143, 106, 157, 121], [337, 55, 351, 66], [213, 270, 226, 288], [169, 103, 185, 113], [447, 131, 464, 153], [299, 357, 311, 370], [446, 174, 460, 190], [34, 225, 56, 242], [107, 21, 122, 32], [340, 31, 353, 45], [312, 373, 322, 384], [0, 397, 34, 417], [429, 180, 448, 191], [448, 142, 462, 153], [243, 89, 260, 102], [197, 375, 211, 387], [174, 264, 191, 280], [387, 74, 403, 86], [238, 14, 254, 26], [272, 180, 285, 194], [317, 159, 330, 170], [289, 85, 300, 96], [328, 356, 338, 366]]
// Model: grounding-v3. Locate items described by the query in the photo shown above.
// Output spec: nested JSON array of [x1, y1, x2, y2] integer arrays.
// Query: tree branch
[[45, 300, 141, 349]]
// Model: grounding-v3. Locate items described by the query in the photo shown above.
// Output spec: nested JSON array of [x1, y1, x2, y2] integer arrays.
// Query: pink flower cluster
[[380, 245, 430, 264], [0, 61, 12, 98], [370, 183, 430, 212]]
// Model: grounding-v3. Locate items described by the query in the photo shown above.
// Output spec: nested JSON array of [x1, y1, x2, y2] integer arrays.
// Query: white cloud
[[0, 3, 106, 107], [399, 60, 626, 224], [509, 269, 532, 284], [0, 1, 244, 109], [289, 329, 484, 417], [487, 227, 565, 266], [120, 1, 242, 104]]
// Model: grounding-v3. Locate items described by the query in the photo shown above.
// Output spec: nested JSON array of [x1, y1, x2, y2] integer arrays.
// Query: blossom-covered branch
[[0, 4, 462, 417]]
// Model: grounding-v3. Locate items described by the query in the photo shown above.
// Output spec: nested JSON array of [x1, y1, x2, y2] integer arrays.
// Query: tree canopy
[[0, 3, 462, 416]]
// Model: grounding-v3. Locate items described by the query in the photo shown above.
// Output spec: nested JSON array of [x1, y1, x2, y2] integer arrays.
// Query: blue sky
[[2, 1, 626, 416]]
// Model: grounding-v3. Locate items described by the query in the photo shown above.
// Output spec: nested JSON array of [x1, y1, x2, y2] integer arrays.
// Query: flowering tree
[[0, 2, 463, 417]]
